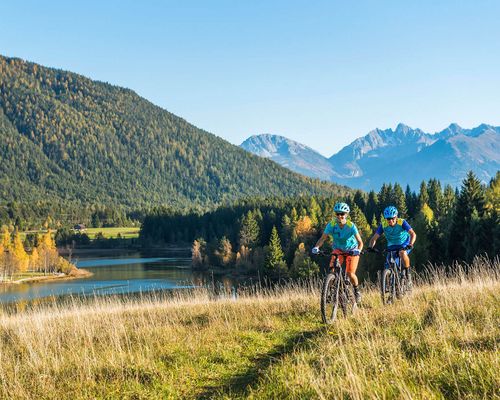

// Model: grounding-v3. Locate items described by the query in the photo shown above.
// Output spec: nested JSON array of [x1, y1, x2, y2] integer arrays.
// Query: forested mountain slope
[[0, 55, 348, 211]]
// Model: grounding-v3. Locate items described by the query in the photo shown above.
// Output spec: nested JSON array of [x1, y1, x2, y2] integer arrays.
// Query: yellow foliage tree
[[12, 230, 28, 273], [294, 216, 314, 238], [36, 231, 59, 273], [0, 226, 11, 250]]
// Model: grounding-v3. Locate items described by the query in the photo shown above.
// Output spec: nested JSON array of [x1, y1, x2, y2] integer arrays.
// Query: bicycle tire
[[380, 268, 394, 305], [321, 272, 341, 324], [341, 283, 357, 317], [396, 269, 406, 299]]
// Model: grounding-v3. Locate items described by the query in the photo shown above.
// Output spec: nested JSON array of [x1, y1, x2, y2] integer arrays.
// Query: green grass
[[0, 258, 498, 399], [79, 227, 140, 239]]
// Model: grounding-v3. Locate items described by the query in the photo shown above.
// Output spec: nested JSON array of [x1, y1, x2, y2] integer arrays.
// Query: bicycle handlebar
[[314, 249, 364, 257], [366, 245, 413, 254]]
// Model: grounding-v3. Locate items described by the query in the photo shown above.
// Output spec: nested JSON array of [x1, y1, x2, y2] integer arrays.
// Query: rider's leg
[[399, 249, 410, 269], [347, 256, 362, 303], [399, 249, 413, 286], [346, 255, 359, 286]]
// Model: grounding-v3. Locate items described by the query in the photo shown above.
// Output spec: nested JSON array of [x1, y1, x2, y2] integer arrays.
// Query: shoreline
[[0, 269, 93, 285]]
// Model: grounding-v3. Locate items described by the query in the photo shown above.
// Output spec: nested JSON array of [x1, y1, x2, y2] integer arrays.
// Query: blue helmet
[[383, 206, 398, 219], [334, 202, 350, 214]]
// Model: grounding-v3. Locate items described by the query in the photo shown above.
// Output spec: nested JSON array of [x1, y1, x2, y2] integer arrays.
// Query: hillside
[[0, 56, 347, 211], [0, 258, 498, 399], [241, 123, 500, 190]]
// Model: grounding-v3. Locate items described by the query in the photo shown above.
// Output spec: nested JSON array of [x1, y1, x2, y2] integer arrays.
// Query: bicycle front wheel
[[321, 272, 341, 324], [380, 269, 394, 305], [396, 269, 407, 299], [341, 283, 357, 317]]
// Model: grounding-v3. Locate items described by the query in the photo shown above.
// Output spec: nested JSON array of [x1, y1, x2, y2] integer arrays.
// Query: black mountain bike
[[368, 246, 412, 305], [317, 250, 358, 324]]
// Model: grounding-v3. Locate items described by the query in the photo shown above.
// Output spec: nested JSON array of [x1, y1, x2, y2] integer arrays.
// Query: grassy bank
[[0, 258, 498, 399]]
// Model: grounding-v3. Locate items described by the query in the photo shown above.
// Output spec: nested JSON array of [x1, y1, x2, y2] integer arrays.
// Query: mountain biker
[[312, 202, 364, 303], [368, 205, 417, 284]]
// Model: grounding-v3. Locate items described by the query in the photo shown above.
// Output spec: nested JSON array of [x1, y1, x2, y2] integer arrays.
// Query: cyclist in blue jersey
[[368, 206, 417, 284], [312, 202, 364, 303]]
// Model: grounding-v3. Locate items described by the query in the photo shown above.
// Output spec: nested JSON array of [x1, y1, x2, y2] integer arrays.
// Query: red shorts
[[330, 249, 359, 274]]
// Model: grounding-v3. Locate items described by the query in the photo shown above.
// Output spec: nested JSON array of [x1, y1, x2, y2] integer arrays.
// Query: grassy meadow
[[0, 258, 498, 399], [79, 227, 140, 239]]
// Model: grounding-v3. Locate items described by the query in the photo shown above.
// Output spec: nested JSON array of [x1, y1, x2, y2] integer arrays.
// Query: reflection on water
[[0, 251, 238, 306]]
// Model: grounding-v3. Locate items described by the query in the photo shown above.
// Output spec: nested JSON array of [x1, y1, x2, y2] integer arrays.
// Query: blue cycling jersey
[[324, 220, 359, 251], [376, 218, 412, 248]]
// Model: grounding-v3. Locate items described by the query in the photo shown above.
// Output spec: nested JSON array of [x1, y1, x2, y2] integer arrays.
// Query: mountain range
[[0, 55, 348, 211], [241, 123, 500, 190]]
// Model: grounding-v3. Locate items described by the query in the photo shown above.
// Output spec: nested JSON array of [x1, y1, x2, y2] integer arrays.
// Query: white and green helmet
[[334, 202, 350, 213]]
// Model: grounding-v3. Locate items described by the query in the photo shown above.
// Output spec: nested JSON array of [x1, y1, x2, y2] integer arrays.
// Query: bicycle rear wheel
[[380, 269, 394, 305], [321, 272, 341, 324]]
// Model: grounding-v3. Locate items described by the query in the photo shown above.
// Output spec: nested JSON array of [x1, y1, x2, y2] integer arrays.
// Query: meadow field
[[78, 227, 140, 239], [0, 257, 498, 399]]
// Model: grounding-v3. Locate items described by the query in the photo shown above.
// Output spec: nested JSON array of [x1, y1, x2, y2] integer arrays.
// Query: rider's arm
[[355, 232, 363, 251], [368, 232, 380, 248], [314, 233, 329, 249], [408, 229, 416, 246]]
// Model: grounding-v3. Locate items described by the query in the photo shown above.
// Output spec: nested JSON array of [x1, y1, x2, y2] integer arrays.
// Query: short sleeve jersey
[[375, 218, 412, 248], [324, 220, 359, 251]]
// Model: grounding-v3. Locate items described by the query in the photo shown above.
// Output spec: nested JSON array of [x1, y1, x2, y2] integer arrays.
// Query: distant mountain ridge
[[241, 123, 500, 190]]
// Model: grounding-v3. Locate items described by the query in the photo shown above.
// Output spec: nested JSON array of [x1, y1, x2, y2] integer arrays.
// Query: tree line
[[0, 201, 142, 231], [141, 171, 499, 281]]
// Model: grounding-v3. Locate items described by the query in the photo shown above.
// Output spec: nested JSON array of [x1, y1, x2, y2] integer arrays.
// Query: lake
[[0, 249, 237, 305]]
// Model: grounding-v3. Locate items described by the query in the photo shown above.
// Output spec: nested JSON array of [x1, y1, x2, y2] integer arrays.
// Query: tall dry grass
[[0, 257, 498, 399]]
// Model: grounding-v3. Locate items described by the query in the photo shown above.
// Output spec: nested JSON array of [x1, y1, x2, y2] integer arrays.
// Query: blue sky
[[1, 0, 499, 155]]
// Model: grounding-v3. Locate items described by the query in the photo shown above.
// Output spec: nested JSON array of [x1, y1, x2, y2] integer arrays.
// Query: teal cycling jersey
[[324, 220, 359, 251], [375, 218, 412, 247]]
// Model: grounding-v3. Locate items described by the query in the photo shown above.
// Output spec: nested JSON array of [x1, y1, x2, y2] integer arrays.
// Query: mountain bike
[[368, 246, 412, 305], [317, 250, 359, 324]]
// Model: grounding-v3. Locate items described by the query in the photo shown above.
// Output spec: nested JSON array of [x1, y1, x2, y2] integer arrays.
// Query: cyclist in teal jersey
[[312, 202, 364, 303], [368, 206, 417, 283]]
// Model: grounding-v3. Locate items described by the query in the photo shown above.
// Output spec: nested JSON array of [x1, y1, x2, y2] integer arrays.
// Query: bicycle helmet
[[334, 202, 350, 214], [383, 206, 398, 219]]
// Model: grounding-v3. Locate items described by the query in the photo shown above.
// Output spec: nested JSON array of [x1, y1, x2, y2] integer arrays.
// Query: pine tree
[[349, 204, 371, 240], [378, 183, 392, 214], [365, 191, 378, 223], [309, 197, 320, 228], [427, 179, 443, 218], [405, 184, 419, 219], [418, 181, 429, 209], [449, 171, 486, 261], [393, 183, 408, 218], [238, 210, 260, 248], [353, 191, 366, 213], [265, 226, 286, 276]]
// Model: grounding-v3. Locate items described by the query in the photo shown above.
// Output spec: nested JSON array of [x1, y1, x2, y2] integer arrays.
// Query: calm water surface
[[0, 250, 236, 304]]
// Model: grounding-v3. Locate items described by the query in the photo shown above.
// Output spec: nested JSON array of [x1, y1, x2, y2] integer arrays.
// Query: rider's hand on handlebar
[[405, 244, 413, 250], [312, 246, 320, 255]]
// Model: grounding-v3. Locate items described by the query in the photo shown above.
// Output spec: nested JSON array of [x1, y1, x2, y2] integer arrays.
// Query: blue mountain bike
[[369, 246, 412, 305]]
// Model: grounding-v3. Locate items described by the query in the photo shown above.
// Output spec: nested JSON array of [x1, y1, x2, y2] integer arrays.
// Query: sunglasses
[[385, 217, 397, 221], [335, 213, 347, 217]]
